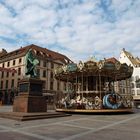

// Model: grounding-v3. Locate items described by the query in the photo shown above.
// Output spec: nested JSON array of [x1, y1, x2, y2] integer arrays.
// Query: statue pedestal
[[13, 78, 47, 112]]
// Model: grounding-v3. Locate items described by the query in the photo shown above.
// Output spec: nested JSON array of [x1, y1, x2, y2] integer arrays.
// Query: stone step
[[0, 112, 71, 121]]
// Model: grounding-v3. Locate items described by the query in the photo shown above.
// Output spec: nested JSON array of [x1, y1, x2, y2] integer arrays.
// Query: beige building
[[0, 44, 71, 104], [119, 48, 140, 108]]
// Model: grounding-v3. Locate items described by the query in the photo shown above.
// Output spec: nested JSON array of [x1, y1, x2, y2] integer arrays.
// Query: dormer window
[[37, 51, 40, 55]]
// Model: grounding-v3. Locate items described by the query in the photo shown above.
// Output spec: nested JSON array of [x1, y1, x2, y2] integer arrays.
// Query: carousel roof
[[54, 57, 133, 81]]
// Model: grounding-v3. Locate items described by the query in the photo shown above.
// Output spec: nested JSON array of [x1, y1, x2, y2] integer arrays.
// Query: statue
[[25, 49, 39, 77]]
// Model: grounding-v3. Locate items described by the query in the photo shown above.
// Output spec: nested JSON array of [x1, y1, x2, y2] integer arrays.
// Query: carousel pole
[[125, 78, 128, 95], [76, 75, 78, 98], [99, 70, 102, 99], [58, 77, 60, 108], [105, 75, 109, 95], [81, 71, 84, 107], [96, 75, 98, 93], [86, 75, 88, 92]]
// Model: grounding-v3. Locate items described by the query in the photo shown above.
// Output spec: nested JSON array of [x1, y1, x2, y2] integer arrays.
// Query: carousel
[[54, 57, 134, 113]]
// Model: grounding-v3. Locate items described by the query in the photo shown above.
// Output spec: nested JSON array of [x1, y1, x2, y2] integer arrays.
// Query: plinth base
[[13, 95, 47, 112], [0, 112, 71, 121]]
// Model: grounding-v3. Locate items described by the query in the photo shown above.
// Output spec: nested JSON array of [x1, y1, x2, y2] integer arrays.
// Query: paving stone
[[0, 132, 42, 140], [71, 128, 140, 140], [0, 106, 140, 140], [23, 124, 88, 140]]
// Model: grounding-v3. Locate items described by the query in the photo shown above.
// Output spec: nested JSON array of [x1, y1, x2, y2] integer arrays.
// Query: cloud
[[0, 0, 140, 62]]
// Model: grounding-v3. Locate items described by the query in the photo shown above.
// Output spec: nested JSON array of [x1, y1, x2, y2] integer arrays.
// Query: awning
[[0, 67, 17, 73]]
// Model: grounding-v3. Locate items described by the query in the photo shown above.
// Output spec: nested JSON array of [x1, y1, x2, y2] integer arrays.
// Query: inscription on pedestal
[[30, 83, 42, 93], [19, 83, 29, 92]]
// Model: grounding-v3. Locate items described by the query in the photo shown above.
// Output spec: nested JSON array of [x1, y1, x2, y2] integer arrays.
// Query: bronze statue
[[25, 49, 39, 77]]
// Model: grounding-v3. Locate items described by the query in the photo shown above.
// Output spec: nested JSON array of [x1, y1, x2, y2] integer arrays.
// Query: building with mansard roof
[[119, 48, 140, 108], [0, 44, 72, 105]]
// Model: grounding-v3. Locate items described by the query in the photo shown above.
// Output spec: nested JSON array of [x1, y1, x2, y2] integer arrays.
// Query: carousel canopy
[[54, 57, 133, 81]]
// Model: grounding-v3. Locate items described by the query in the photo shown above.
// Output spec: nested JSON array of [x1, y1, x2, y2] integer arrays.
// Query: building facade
[[119, 48, 140, 107], [0, 44, 71, 105]]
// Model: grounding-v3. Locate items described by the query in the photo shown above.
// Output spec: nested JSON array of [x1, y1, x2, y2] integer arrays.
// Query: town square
[[0, 0, 140, 140]]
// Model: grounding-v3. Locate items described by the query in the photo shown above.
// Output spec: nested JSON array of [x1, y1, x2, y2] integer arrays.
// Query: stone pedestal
[[13, 78, 47, 112]]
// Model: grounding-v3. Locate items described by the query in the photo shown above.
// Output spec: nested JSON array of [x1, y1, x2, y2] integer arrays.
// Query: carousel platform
[[56, 108, 134, 113]]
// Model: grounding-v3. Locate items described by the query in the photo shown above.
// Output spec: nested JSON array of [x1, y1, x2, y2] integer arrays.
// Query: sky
[[0, 0, 140, 62]]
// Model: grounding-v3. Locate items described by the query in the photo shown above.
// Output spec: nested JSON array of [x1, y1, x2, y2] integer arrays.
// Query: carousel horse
[[94, 96, 102, 109], [103, 93, 122, 109]]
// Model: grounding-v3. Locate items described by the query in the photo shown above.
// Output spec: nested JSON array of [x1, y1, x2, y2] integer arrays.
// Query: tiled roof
[[0, 44, 71, 64], [106, 57, 119, 63], [0, 49, 7, 57], [123, 49, 140, 67]]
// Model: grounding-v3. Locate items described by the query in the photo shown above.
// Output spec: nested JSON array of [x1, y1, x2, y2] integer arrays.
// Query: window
[[19, 58, 22, 63], [6, 72, 9, 77], [43, 70, 46, 77], [7, 62, 10, 67], [13, 60, 15, 65], [135, 75, 139, 81], [0, 81, 3, 89], [136, 82, 140, 88], [11, 79, 14, 88], [50, 81, 53, 90], [43, 61, 46, 67], [131, 83, 134, 88], [137, 90, 140, 95], [131, 90, 135, 95], [37, 51, 40, 55], [17, 78, 20, 86], [37, 69, 40, 77], [51, 62, 54, 69], [5, 80, 8, 89], [50, 72, 53, 79], [2, 63, 4, 68], [18, 68, 21, 75], [12, 72, 15, 76], [1, 72, 4, 78]]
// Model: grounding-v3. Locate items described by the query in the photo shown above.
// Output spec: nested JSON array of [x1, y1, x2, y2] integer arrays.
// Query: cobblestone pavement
[[0, 106, 140, 140]]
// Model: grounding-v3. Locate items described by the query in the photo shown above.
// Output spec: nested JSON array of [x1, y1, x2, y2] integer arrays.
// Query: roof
[[0, 49, 7, 57], [0, 44, 71, 64], [122, 49, 140, 67], [55, 56, 133, 82], [106, 57, 119, 64]]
